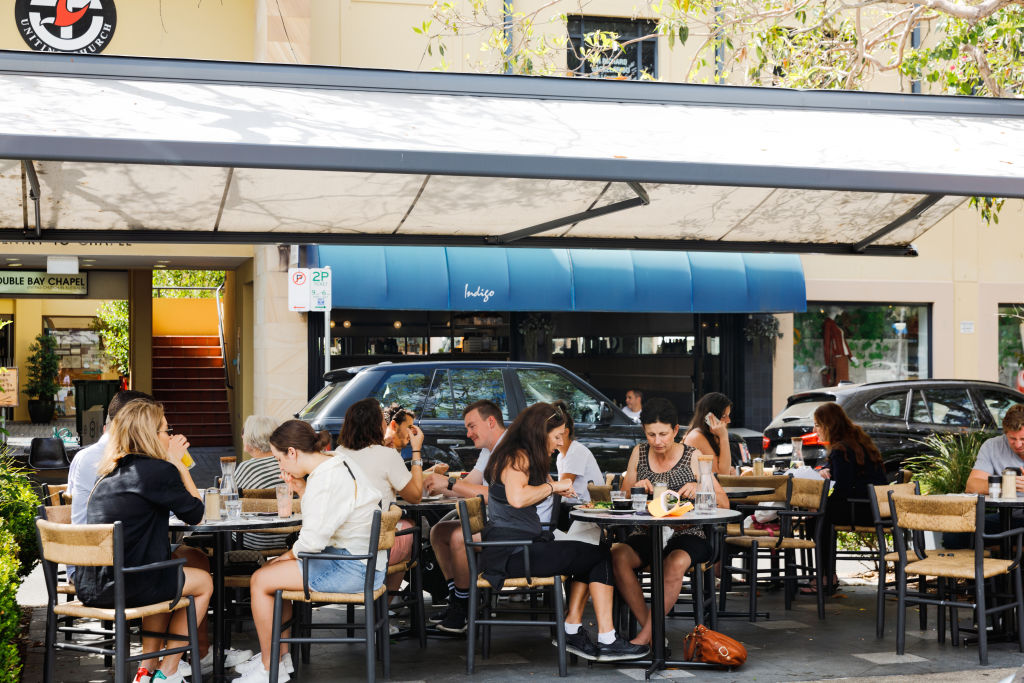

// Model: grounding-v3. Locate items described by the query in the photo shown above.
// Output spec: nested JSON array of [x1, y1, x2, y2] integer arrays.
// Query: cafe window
[[44, 316, 112, 416], [998, 305, 1024, 390], [566, 15, 658, 80], [793, 304, 930, 391]]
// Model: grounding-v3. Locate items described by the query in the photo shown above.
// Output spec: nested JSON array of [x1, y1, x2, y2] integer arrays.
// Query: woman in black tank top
[[611, 398, 730, 647], [481, 403, 648, 662]]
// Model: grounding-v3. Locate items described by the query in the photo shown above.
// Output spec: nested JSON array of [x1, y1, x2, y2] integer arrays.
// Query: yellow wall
[[152, 299, 220, 336], [0, 0, 256, 59]]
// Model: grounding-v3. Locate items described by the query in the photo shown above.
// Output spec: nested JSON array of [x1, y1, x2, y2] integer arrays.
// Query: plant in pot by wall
[[23, 332, 60, 424]]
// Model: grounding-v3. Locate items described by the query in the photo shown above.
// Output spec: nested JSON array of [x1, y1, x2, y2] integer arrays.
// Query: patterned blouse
[[635, 442, 704, 540]]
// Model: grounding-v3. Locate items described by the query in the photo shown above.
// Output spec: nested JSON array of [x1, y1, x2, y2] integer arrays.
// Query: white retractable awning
[[1, 50, 1022, 254]]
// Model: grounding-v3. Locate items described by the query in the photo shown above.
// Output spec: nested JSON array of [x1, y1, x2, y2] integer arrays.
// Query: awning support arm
[[486, 181, 650, 245], [851, 194, 943, 253], [22, 160, 41, 238]]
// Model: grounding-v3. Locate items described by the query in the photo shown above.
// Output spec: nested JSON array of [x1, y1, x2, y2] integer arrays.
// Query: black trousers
[[502, 540, 614, 586]]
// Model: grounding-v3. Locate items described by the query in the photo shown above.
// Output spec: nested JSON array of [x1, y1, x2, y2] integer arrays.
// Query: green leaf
[[679, 25, 689, 45]]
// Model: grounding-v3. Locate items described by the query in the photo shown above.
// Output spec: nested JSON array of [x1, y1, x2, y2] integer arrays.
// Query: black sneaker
[[427, 608, 447, 624], [551, 630, 599, 660], [596, 637, 649, 662], [436, 600, 467, 634]]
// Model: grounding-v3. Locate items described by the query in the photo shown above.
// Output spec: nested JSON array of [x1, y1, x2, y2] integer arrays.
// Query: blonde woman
[[75, 400, 213, 683]]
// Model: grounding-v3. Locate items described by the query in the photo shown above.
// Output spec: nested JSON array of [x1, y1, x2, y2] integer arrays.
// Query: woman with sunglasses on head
[[481, 403, 648, 662], [684, 392, 735, 475], [612, 397, 729, 647], [339, 398, 446, 594], [76, 400, 213, 683], [235, 420, 385, 683]]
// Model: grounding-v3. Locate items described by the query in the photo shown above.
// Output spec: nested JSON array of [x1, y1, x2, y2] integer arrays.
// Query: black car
[[761, 379, 1024, 472], [298, 360, 643, 472]]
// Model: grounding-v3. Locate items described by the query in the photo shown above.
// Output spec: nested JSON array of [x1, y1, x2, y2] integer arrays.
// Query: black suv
[[298, 361, 643, 472], [761, 379, 1024, 472]]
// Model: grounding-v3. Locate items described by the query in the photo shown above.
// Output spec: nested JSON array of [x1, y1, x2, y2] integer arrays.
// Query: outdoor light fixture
[[342, 320, 352, 328], [329, 320, 336, 329], [393, 321, 402, 329], [47, 255, 78, 274]]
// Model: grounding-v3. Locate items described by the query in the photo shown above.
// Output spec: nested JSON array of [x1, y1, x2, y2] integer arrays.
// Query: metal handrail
[[152, 285, 232, 390]]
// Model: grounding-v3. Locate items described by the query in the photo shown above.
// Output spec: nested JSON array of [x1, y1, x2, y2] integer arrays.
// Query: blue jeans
[[304, 547, 384, 593]]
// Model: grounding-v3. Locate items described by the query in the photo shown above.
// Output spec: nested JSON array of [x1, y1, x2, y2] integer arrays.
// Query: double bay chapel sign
[[16, 0, 117, 53]]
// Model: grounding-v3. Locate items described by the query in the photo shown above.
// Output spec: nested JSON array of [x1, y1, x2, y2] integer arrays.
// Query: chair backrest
[[789, 477, 826, 510], [869, 481, 918, 521], [41, 483, 68, 506], [36, 518, 116, 567], [41, 504, 72, 524], [459, 496, 487, 535], [29, 438, 69, 469], [241, 497, 301, 514], [721, 474, 789, 503], [240, 487, 277, 499], [588, 484, 612, 503], [378, 507, 402, 552], [890, 494, 979, 533]]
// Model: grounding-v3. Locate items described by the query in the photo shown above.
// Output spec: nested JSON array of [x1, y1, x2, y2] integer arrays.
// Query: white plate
[[574, 507, 638, 515]]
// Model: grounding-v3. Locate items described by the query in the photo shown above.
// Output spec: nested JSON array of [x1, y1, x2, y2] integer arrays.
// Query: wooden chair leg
[[896, 572, 907, 656], [466, 580, 478, 675], [381, 596, 391, 679], [937, 578, 946, 645], [113, 613, 127, 683], [918, 576, 928, 630], [43, 602, 57, 683], [875, 558, 887, 638], [365, 593, 377, 683]]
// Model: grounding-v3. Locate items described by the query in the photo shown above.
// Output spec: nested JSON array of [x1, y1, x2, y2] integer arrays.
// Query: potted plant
[[904, 431, 990, 548], [23, 332, 60, 424]]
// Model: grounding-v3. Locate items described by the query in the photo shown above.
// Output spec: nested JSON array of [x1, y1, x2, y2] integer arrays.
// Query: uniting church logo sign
[[15, 0, 117, 54]]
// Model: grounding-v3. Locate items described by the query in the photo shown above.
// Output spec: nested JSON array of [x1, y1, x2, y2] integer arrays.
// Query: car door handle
[[437, 439, 466, 446]]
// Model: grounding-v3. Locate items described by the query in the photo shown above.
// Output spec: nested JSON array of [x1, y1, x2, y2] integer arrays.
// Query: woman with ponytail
[[236, 420, 385, 683]]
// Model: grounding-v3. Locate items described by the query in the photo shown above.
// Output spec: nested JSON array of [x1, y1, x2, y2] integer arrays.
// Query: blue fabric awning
[[317, 246, 805, 313]]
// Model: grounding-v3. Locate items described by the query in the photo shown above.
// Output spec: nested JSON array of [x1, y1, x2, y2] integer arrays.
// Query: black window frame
[[566, 15, 658, 80]]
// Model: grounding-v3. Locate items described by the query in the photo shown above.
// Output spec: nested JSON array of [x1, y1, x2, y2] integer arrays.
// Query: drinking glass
[[276, 483, 293, 518], [225, 498, 242, 520], [651, 477, 669, 499]]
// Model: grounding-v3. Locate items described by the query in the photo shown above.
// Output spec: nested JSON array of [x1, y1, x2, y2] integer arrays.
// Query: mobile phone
[[704, 413, 714, 426]]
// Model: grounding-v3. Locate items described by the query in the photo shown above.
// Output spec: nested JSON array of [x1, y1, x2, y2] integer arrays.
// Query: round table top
[[170, 513, 302, 532], [570, 507, 741, 526], [983, 493, 1024, 507], [397, 497, 459, 512], [722, 486, 774, 498]]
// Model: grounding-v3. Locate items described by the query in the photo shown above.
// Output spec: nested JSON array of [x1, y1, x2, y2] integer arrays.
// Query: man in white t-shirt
[[622, 389, 643, 423]]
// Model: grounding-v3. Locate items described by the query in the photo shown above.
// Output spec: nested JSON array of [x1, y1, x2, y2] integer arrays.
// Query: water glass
[[276, 483, 293, 518], [630, 486, 647, 512], [225, 498, 242, 520]]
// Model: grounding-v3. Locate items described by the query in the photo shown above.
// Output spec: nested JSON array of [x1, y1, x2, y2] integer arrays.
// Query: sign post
[[288, 267, 332, 381]]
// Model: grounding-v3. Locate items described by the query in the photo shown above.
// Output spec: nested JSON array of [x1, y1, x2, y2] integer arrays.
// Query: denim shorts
[[304, 547, 385, 593]]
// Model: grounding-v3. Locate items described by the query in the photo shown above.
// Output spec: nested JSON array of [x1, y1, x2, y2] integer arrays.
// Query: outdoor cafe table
[[569, 506, 742, 678], [171, 514, 301, 681]]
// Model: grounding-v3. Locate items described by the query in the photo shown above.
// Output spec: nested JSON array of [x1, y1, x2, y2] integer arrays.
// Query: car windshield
[[297, 377, 352, 419], [777, 398, 834, 421]]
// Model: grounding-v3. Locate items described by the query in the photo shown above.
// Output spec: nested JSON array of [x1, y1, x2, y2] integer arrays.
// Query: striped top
[[234, 456, 290, 550]]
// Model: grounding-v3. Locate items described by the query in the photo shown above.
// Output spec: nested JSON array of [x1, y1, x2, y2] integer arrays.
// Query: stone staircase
[[151, 335, 232, 447]]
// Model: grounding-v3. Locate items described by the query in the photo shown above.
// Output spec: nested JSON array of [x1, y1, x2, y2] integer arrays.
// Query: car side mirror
[[597, 401, 613, 425]]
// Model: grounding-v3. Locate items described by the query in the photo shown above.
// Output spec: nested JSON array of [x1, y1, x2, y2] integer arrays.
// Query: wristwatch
[[411, 459, 423, 468], [447, 476, 457, 491]]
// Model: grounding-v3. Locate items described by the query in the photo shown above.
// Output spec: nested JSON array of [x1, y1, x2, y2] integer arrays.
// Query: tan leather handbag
[[682, 625, 748, 667]]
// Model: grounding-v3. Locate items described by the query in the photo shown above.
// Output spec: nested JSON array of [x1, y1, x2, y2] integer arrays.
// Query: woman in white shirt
[[236, 420, 385, 683], [336, 399, 444, 593], [552, 400, 605, 504]]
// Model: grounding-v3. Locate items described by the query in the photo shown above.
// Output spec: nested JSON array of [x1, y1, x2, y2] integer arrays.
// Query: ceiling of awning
[[1, 50, 1022, 255]]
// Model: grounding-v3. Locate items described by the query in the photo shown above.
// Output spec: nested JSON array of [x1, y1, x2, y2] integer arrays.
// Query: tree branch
[[964, 42, 1003, 96]]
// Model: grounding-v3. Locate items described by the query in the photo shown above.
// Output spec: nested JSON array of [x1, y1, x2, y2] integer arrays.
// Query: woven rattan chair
[[36, 515, 202, 683], [587, 484, 612, 503], [717, 475, 790, 537], [720, 476, 829, 621], [458, 496, 568, 677], [268, 507, 400, 683], [42, 483, 69, 506], [240, 487, 277, 499], [889, 492, 1024, 665]]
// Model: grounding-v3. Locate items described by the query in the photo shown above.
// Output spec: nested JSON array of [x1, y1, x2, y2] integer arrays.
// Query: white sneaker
[[235, 652, 293, 676], [234, 663, 290, 683], [178, 648, 253, 677], [152, 670, 186, 683]]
